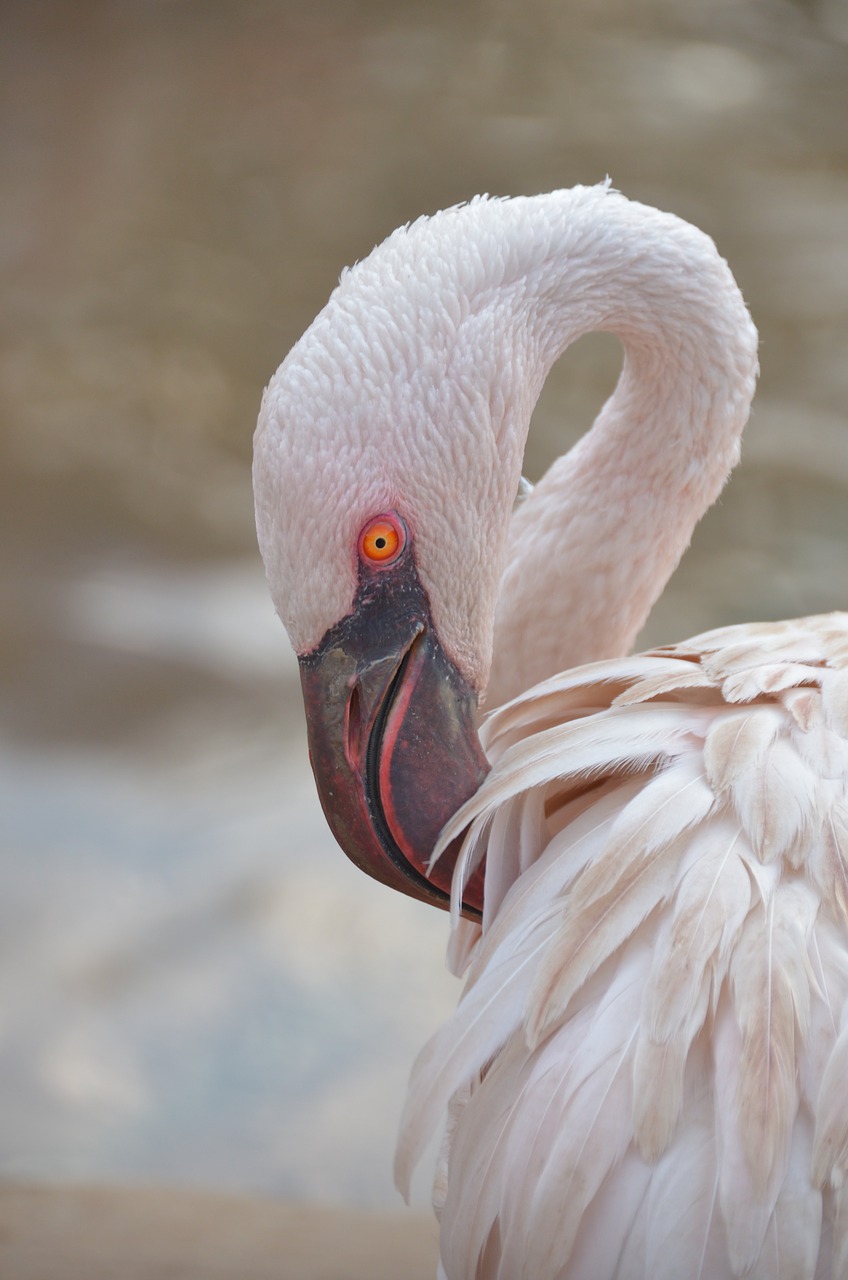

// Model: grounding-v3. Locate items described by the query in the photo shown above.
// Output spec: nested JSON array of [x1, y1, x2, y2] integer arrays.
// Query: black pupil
[[375, 536, 386, 549]]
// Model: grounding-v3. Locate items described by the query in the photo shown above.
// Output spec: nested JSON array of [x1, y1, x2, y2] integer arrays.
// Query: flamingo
[[252, 184, 848, 1279]]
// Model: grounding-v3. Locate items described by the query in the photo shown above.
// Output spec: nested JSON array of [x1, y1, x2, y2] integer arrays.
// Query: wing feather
[[730, 881, 816, 1194], [611, 665, 715, 706], [498, 948, 650, 1280], [643, 1082, 723, 1280], [566, 1148, 653, 1280], [517, 1032, 635, 1280], [483, 656, 710, 744], [742, 1110, 821, 1280], [526, 757, 715, 1045], [399, 612, 848, 1278], [435, 1039, 533, 1280], [823, 668, 848, 736], [834, 1180, 848, 1279], [397, 785, 634, 1196], [812, 1018, 848, 1194], [704, 706, 818, 861], [703, 706, 783, 794], [633, 822, 751, 1161], [813, 793, 848, 927], [714, 1000, 776, 1270], [394, 904, 559, 1199]]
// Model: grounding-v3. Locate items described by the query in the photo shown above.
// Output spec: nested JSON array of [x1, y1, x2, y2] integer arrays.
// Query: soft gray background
[[2, 0, 847, 1209]]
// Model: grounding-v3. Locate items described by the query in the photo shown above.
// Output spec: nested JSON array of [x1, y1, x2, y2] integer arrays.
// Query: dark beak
[[298, 555, 488, 917]]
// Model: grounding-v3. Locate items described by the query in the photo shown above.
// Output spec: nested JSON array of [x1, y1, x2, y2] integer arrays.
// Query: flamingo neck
[[484, 198, 758, 706]]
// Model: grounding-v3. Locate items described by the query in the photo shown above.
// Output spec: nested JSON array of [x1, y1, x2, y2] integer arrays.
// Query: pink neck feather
[[485, 196, 758, 706]]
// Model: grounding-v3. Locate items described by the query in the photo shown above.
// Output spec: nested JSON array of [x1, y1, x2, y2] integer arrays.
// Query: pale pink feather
[[402, 621, 848, 1279], [255, 185, 848, 1279]]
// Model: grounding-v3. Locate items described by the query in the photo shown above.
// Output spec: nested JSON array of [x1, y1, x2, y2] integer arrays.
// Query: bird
[[252, 183, 848, 1279]]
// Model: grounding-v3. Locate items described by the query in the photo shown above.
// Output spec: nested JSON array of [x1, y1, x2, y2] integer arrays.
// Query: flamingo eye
[[359, 514, 405, 565]]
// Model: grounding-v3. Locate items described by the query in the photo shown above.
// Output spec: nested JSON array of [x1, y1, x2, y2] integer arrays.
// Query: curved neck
[[483, 192, 758, 705]]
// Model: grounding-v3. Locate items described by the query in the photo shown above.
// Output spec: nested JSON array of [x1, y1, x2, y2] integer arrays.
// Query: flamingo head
[[254, 186, 759, 915], [253, 199, 545, 916]]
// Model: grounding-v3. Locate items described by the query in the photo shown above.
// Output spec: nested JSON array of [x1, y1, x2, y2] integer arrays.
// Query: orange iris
[[359, 516, 403, 564]]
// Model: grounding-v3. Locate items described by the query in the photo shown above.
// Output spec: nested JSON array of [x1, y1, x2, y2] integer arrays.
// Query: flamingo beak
[[298, 557, 488, 918]]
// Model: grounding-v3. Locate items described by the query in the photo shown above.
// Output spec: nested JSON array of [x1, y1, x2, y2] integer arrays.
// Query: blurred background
[[1, 0, 847, 1216]]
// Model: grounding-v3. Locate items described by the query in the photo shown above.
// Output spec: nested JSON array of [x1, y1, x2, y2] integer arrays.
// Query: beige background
[[1, 0, 847, 1272]]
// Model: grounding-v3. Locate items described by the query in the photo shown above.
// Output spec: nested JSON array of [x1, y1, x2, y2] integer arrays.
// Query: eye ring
[[358, 513, 406, 566]]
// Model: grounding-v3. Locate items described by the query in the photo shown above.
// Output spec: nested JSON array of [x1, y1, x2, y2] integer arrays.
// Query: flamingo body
[[253, 184, 848, 1277], [399, 614, 848, 1279]]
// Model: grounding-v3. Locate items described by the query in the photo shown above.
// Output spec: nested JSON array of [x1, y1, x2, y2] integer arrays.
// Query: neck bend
[[477, 187, 758, 705]]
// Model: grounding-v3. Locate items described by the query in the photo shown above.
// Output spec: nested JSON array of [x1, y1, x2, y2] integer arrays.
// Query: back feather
[[403, 613, 848, 1279]]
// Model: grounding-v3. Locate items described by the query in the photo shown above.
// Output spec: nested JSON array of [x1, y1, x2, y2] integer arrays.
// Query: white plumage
[[253, 183, 848, 1277], [398, 617, 848, 1278]]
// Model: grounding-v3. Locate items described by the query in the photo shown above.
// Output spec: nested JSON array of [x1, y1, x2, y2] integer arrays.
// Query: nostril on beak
[[344, 682, 363, 770]]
